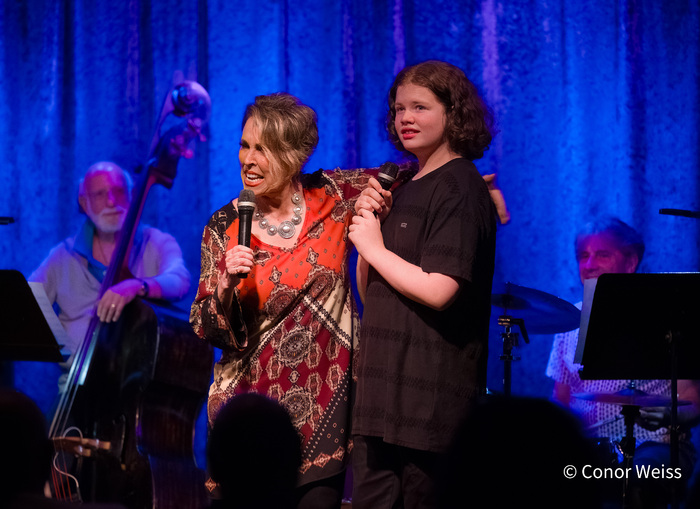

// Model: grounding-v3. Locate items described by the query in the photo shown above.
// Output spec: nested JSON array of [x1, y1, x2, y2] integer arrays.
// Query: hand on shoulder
[[482, 173, 510, 225]]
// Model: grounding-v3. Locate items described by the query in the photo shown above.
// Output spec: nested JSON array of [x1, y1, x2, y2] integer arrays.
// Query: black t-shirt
[[353, 158, 497, 452]]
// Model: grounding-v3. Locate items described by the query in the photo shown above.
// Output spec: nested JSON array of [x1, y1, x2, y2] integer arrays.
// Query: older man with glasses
[[29, 161, 190, 383]]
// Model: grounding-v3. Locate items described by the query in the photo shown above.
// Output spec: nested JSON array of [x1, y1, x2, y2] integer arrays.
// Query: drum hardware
[[572, 385, 691, 408], [496, 315, 528, 397], [491, 282, 580, 396], [590, 437, 625, 468], [586, 414, 624, 432], [575, 384, 641, 509], [576, 272, 700, 509], [491, 282, 580, 335], [573, 381, 691, 508]]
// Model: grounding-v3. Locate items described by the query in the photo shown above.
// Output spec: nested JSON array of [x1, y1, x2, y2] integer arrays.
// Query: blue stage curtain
[[1, 0, 699, 418]]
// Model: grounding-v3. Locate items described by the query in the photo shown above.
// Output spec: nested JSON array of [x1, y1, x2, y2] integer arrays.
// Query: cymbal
[[572, 387, 691, 407], [491, 282, 580, 334]]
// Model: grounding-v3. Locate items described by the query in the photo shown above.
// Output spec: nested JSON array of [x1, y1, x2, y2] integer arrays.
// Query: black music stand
[[577, 273, 700, 380], [576, 272, 700, 508], [0, 270, 64, 363]]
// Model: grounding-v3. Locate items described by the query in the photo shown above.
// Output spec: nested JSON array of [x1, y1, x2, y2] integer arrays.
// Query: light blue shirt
[[29, 219, 190, 362]]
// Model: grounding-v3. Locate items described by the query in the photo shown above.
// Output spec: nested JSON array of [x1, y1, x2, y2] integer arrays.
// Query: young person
[[348, 60, 498, 508]]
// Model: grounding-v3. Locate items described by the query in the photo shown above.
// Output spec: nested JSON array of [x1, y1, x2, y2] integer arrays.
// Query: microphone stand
[[659, 208, 700, 219], [667, 330, 680, 509], [658, 208, 697, 508]]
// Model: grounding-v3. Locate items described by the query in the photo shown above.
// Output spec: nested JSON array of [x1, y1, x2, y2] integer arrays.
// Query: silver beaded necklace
[[254, 192, 303, 239]]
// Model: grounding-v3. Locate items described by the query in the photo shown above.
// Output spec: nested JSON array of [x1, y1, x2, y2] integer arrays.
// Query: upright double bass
[[48, 81, 213, 509]]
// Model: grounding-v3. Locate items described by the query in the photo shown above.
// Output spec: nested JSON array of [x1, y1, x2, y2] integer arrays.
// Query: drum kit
[[491, 282, 689, 507], [490, 280, 689, 418], [490, 281, 686, 406], [491, 212, 700, 507]]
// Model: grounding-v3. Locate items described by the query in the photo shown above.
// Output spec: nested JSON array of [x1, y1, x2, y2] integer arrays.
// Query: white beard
[[86, 204, 128, 234]]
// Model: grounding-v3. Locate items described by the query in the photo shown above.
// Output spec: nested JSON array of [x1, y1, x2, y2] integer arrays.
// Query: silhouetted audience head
[[0, 388, 53, 498], [0, 388, 134, 508], [208, 393, 301, 509], [438, 395, 602, 508]]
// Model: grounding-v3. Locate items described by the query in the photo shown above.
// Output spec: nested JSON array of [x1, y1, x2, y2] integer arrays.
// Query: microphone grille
[[238, 189, 256, 209], [378, 162, 399, 180]]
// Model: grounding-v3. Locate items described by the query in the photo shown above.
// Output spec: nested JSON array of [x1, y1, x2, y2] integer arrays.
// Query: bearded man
[[29, 161, 190, 377]]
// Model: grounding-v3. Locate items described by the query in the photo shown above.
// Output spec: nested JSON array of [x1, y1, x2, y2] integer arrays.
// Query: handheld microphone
[[237, 189, 256, 278], [376, 162, 399, 191], [372, 162, 399, 217]]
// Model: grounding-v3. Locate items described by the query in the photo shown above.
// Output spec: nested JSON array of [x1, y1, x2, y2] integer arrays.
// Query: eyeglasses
[[87, 187, 129, 204]]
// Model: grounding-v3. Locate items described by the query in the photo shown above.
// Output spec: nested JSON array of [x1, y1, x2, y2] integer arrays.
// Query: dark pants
[[351, 435, 441, 509], [295, 471, 345, 509]]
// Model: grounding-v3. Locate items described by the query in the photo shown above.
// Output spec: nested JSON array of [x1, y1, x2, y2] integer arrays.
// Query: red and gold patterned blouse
[[190, 167, 376, 486]]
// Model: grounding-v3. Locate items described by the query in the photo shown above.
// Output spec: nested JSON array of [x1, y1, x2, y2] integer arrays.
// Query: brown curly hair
[[387, 60, 495, 161], [242, 93, 319, 181]]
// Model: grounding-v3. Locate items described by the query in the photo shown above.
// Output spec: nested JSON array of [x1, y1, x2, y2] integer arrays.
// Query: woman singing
[[190, 93, 369, 509]]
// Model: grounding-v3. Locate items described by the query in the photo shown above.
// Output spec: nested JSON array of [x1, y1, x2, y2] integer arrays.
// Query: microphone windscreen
[[377, 162, 399, 190], [237, 189, 256, 276], [238, 189, 256, 211]]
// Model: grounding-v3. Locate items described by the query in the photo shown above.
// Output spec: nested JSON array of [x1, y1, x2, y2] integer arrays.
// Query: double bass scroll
[[48, 81, 213, 508]]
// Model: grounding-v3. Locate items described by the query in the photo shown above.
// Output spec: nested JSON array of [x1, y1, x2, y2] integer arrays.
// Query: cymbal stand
[[497, 315, 529, 397], [619, 401, 639, 509]]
